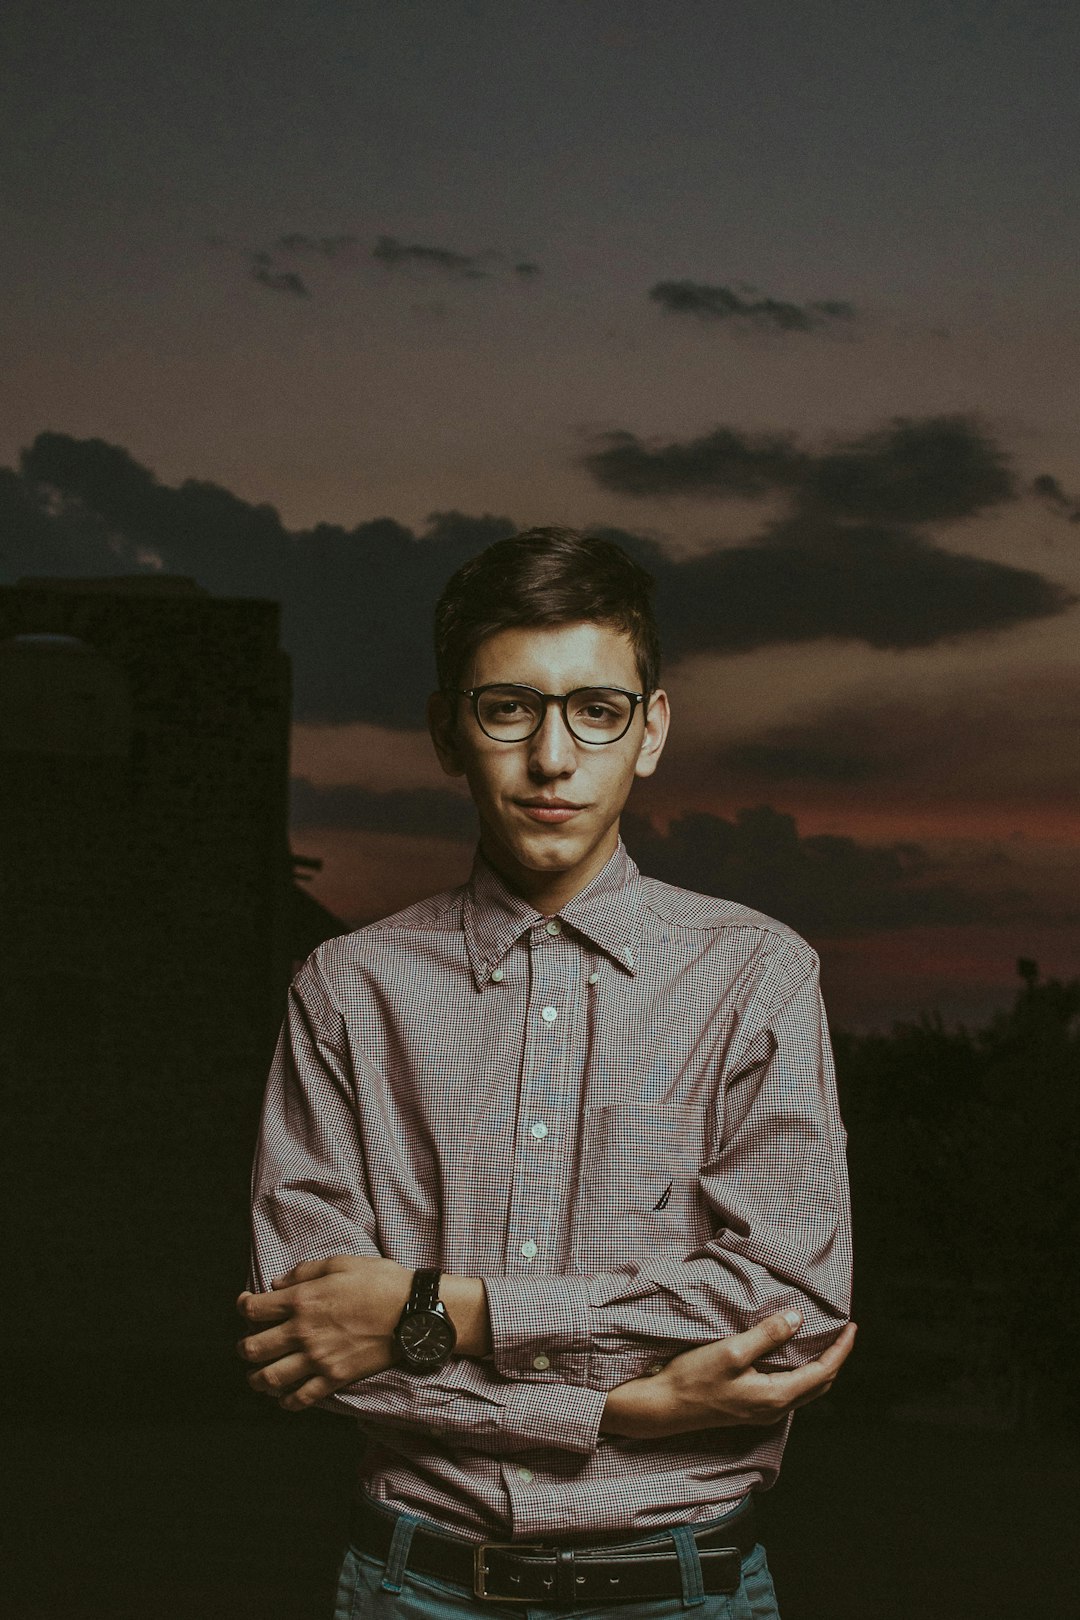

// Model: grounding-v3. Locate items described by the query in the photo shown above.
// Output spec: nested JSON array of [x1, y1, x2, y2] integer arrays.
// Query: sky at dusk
[[3, 0, 1079, 1030]]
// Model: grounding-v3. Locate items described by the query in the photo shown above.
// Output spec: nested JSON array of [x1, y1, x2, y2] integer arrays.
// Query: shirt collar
[[462, 836, 644, 988]]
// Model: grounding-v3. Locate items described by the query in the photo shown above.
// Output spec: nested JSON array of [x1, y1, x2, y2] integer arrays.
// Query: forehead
[[468, 621, 640, 688]]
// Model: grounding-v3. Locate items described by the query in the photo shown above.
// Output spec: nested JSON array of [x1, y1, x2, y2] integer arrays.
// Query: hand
[[600, 1312, 857, 1439], [236, 1255, 413, 1412]]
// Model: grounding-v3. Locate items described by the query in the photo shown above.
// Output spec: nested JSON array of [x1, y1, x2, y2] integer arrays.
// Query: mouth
[[514, 799, 587, 824]]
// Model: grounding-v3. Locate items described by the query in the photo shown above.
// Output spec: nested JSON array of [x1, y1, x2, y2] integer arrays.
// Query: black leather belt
[[350, 1491, 758, 1604]]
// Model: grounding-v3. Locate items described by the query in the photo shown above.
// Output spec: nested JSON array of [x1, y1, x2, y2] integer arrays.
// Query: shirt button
[[490, 968, 504, 982], [520, 1240, 538, 1258], [529, 1121, 549, 1139], [541, 1005, 558, 1022], [516, 1467, 533, 1482], [646, 1362, 666, 1375], [545, 919, 562, 935], [625, 949, 635, 967], [532, 1354, 550, 1370], [587, 972, 599, 985]]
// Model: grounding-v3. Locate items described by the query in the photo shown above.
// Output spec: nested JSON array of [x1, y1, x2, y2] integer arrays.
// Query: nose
[[527, 698, 578, 775]]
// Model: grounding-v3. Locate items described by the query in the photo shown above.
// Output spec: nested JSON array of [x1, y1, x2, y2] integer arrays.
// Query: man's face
[[428, 620, 669, 900]]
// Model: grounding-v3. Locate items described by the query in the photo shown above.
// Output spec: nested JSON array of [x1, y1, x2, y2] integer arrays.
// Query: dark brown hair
[[433, 527, 661, 699]]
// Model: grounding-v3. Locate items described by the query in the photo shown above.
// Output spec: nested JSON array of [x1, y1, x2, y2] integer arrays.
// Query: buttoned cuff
[[483, 1272, 632, 1383], [501, 1378, 607, 1455], [483, 1273, 594, 1375], [320, 1355, 606, 1456]]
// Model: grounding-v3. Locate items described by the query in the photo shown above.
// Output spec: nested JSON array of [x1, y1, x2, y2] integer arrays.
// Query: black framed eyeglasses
[[457, 683, 647, 745]]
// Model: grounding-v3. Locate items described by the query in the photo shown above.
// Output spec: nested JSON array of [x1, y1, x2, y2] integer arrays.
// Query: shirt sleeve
[[246, 953, 607, 1454], [483, 947, 852, 1390]]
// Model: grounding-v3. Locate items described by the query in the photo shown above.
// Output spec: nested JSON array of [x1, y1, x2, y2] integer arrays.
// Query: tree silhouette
[[832, 960, 1080, 1428]]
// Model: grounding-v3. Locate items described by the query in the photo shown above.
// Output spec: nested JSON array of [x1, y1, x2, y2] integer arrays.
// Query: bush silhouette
[[833, 961, 1080, 1428]]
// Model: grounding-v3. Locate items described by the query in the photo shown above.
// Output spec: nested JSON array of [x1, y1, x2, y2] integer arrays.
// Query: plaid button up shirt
[[248, 837, 852, 1541]]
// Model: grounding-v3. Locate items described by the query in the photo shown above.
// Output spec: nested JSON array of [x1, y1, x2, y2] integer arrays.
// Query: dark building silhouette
[[0, 574, 344, 1412]]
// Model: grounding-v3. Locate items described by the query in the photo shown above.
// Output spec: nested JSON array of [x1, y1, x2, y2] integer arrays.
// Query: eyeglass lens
[[475, 685, 633, 742]]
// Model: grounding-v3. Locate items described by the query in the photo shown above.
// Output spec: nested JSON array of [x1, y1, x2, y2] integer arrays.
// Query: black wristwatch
[[393, 1267, 457, 1372]]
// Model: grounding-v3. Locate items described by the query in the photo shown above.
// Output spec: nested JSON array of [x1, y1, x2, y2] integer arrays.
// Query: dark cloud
[[7, 433, 1075, 728], [582, 415, 1016, 524], [806, 417, 1015, 524], [1031, 473, 1080, 522], [9, 433, 518, 726], [643, 515, 1073, 660], [648, 280, 855, 332], [708, 672, 1080, 802], [583, 427, 806, 499], [249, 252, 310, 297], [290, 779, 476, 840], [275, 233, 358, 257], [372, 235, 493, 279], [230, 235, 538, 296], [578, 417, 1068, 660], [621, 806, 1028, 938]]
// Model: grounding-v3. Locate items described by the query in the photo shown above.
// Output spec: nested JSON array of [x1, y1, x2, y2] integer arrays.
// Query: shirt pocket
[[572, 1102, 708, 1268]]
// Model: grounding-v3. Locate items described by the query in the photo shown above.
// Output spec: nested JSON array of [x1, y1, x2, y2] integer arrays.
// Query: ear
[[427, 690, 466, 777], [633, 687, 670, 781]]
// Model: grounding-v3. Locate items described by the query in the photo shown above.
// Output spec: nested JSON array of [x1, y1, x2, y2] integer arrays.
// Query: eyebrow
[[470, 678, 631, 688]]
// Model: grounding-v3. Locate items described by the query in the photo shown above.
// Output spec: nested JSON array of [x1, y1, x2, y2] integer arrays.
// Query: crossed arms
[[238, 948, 854, 1450]]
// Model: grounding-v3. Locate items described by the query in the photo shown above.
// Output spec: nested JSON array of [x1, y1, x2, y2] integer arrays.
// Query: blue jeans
[[332, 1501, 781, 1620]]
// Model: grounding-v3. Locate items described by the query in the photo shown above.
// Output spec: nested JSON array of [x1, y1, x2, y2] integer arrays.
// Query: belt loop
[[669, 1524, 706, 1609], [380, 1512, 419, 1594]]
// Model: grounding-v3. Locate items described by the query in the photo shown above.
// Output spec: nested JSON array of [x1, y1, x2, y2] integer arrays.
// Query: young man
[[237, 529, 854, 1620]]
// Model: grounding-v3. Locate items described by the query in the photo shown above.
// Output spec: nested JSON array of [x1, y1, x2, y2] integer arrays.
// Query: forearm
[[588, 1240, 851, 1364], [242, 1265, 606, 1456], [479, 1247, 849, 1391], [313, 1353, 607, 1455]]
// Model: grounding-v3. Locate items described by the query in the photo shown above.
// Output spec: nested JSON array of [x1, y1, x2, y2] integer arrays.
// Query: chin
[[495, 820, 592, 871], [512, 831, 587, 870]]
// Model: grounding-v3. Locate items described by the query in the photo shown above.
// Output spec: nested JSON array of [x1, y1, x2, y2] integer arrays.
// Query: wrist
[[599, 1373, 676, 1439], [393, 1267, 457, 1372], [440, 1276, 492, 1357]]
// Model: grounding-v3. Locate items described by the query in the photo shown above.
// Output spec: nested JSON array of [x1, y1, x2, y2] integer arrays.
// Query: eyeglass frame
[[454, 683, 650, 745]]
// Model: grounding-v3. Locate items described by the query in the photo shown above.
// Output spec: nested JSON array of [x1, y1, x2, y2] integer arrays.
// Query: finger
[[813, 1322, 858, 1374], [747, 1328, 856, 1406], [237, 1323, 297, 1364], [238, 1289, 295, 1325], [280, 1374, 340, 1413], [247, 1351, 311, 1396], [721, 1309, 804, 1371]]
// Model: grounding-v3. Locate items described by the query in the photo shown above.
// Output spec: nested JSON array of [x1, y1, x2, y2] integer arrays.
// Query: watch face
[[398, 1310, 455, 1365]]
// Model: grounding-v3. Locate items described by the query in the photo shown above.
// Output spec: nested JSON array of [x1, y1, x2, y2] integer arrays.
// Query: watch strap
[[409, 1266, 442, 1313]]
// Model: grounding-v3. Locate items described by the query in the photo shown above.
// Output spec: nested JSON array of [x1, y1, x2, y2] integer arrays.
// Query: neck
[[479, 823, 620, 913]]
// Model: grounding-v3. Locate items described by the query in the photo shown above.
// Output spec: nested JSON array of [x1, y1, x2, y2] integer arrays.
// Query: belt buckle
[[473, 1541, 545, 1602]]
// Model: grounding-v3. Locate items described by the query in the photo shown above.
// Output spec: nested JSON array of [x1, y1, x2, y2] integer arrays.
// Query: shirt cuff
[[483, 1272, 594, 1375], [484, 1272, 636, 1382], [500, 1378, 607, 1455]]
